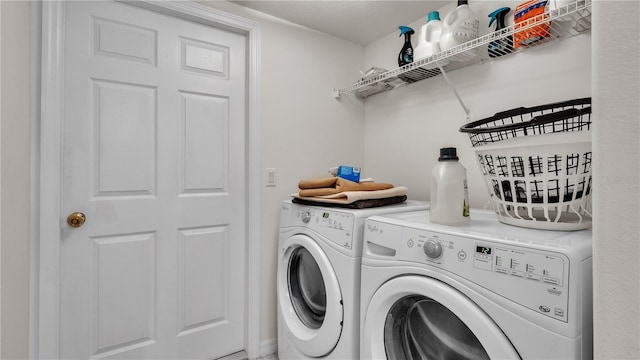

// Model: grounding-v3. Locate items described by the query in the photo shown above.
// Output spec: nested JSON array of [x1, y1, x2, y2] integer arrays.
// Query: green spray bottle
[[488, 7, 513, 58], [397, 26, 415, 66]]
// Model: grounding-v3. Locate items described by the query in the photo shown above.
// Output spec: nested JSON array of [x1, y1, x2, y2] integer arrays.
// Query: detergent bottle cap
[[438, 147, 459, 161], [427, 11, 440, 22], [488, 7, 511, 28], [398, 25, 414, 36]]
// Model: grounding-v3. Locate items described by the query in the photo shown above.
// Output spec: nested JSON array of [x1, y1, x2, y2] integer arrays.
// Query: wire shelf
[[333, 0, 592, 99]]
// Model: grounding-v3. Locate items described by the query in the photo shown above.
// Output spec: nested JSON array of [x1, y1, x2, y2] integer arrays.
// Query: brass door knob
[[67, 212, 86, 228]]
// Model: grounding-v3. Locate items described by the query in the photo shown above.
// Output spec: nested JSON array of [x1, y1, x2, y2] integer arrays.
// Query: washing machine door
[[278, 234, 343, 357], [362, 275, 520, 360]]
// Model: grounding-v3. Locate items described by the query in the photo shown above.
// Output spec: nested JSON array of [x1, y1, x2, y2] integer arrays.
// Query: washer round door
[[362, 275, 520, 360], [278, 234, 343, 357]]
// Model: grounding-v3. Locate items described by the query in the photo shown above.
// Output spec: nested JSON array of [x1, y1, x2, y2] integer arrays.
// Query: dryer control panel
[[281, 204, 356, 249]]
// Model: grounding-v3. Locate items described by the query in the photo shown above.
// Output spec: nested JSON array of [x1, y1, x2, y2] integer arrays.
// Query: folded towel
[[292, 195, 407, 209], [298, 177, 394, 197], [293, 186, 408, 205], [298, 177, 338, 189]]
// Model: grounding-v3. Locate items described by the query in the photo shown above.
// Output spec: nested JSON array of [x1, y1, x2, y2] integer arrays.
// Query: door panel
[[93, 233, 156, 354], [177, 226, 229, 334], [59, 1, 246, 358], [180, 92, 228, 193], [93, 80, 157, 196]]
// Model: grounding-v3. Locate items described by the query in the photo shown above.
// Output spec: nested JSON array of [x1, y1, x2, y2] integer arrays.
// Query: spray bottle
[[488, 7, 513, 58], [397, 26, 415, 67]]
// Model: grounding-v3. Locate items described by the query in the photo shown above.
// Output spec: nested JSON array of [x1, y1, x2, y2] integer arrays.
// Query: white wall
[[0, 1, 31, 359], [362, 1, 591, 206], [0, 2, 3, 357], [592, 2, 640, 358]]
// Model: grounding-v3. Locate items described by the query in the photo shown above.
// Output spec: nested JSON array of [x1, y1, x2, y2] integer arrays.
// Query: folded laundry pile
[[292, 177, 408, 209]]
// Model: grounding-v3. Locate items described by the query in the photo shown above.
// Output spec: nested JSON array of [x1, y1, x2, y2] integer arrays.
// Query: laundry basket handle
[[530, 106, 591, 126], [460, 100, 591, 134]]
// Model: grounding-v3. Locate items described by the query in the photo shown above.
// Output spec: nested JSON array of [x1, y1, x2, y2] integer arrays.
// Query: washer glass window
[[384, 295, 490, 360], [288, 246, 327, 329]]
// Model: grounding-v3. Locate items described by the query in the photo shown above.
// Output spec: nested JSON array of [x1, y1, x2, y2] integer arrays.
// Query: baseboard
[[217, 351, 248, 360], [259, 338, 277, 358]]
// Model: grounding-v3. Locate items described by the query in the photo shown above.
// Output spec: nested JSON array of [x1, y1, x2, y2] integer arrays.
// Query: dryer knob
[[301, 211, 312, 223], [423, 239, 443, 259]]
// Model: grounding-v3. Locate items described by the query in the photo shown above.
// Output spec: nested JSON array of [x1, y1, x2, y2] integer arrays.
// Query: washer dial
[[423, 239, 443, 259]]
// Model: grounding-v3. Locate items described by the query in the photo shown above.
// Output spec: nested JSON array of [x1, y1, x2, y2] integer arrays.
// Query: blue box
[[337, 166, 361, 182]]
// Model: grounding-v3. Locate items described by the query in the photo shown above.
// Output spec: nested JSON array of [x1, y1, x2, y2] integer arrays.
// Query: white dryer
[[361, 209, 592, 359], [277, 199, 429, 360]]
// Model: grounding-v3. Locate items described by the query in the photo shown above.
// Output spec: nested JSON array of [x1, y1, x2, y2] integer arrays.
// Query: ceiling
[[228, 1, 449, 45]]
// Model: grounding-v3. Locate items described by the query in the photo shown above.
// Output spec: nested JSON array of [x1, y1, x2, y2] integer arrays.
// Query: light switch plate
[[266, 168, 276, 187]]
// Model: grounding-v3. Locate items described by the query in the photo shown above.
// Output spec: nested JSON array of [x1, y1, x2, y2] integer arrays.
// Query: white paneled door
[[59, 1, 246, 358]]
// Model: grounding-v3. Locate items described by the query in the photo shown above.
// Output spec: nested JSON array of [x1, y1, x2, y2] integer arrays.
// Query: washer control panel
[[473, 245, 564, 286], [367, 221, 571, 322]]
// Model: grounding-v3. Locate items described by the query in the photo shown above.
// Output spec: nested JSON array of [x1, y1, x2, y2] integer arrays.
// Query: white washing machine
[[361, 209, 592, 359], [277, 199, 429, 360]]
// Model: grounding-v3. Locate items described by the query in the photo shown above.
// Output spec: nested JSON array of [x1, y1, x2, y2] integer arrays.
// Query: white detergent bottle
[[430, 147, 470, 225], [439, 0, 479, 52], [413, 11, 445, 66]]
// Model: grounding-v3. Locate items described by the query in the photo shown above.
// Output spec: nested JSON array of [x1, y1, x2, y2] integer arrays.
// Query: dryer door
[[278, 234, 343, 357], [362, 276, 520, 359]]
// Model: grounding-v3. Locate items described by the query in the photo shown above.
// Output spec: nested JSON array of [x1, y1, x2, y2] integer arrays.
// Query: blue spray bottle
[[488, 7, 513, 58], [397, 26, 415, 66]]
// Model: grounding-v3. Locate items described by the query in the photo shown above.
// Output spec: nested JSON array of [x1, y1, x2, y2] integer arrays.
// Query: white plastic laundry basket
[[473, 132, 591, 230], [460, 98, 592, 230]]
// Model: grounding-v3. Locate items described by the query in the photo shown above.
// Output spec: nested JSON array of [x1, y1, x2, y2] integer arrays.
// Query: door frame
[[35, 1, 261, 358]]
